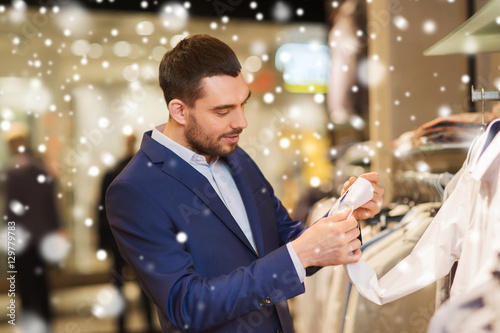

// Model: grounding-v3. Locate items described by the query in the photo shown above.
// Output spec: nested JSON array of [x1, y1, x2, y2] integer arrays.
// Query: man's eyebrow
[[210, 90, 252, 111], [244, 90, 252, 103]]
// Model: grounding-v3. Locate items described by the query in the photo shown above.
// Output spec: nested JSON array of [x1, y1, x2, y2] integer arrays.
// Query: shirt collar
[[151, 123, 218, 166], [469, 118, 500, 181]]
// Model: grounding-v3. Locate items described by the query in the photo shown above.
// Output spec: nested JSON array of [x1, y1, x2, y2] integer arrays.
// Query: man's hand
[[342, 172, 384, 220], [291, 208, 361, 268]]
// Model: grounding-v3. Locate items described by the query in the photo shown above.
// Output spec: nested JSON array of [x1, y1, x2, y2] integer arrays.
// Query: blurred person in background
[[3, 122, 60, 333], [98, 133, 157, 333]]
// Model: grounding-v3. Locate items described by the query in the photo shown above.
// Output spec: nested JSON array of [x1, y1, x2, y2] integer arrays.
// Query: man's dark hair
[[159, 34, 242, 109]]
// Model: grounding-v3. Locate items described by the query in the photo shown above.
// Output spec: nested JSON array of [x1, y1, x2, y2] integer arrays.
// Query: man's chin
[[218, 143, 238, 157]]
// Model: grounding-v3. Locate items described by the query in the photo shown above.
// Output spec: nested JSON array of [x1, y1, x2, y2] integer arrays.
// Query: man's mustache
[[219, 129, 243, 139]]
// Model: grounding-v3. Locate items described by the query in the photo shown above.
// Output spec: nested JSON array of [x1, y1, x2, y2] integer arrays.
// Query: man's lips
[[220, 130, 242, 143], [222, 135, 239, 143]]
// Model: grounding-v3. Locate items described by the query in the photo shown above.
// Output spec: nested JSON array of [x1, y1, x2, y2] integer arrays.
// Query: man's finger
[[372, 183, 384, 195], [360, 200, 380, 214], [326, 208, 352, 223], [345, 224, 361, 241], [345, 248, 362, 264], [359, 172, 379, 183]]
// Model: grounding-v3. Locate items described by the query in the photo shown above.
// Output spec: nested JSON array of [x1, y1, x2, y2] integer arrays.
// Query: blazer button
[[265, 296, 272, 304], [258, 300, 265, 307]]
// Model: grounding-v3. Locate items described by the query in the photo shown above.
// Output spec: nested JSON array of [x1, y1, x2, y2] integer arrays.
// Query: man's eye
[[218, 110, 230, 116]]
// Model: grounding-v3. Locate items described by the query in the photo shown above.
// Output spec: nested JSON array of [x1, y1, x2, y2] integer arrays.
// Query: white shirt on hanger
[[345, 118, 500, 305]]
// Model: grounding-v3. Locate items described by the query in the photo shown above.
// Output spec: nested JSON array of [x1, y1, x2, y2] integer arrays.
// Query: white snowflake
[[91, 286, 125, 318], [40, 232, 71, 264], [176, 231, 188, 243]]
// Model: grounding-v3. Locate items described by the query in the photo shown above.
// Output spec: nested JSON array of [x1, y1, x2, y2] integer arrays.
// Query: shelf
[[424, 0, 500, 55], [394, 142, 470, 157], [394, 144, 470, 174]]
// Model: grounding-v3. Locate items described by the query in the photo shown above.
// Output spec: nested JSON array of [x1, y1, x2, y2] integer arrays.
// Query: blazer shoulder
[[105, 152, 168, 213], [110, 149, 164, 191]]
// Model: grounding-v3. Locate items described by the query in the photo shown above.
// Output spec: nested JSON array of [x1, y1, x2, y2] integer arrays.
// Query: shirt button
[[258, 300, 265, 307], [265, 296, 272, 304]]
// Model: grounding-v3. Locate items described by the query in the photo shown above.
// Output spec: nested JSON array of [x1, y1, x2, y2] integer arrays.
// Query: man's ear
[[168, 99, 189, 125]]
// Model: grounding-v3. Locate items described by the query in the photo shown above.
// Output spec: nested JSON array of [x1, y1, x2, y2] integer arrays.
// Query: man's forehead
[[198, 74, 249, 101]]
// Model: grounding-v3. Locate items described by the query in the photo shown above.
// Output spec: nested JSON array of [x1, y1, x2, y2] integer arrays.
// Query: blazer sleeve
[[106, 179, 305, 332]]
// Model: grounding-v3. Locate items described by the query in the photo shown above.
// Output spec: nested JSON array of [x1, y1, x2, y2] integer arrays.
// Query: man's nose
[[231, 107, 247, 130]]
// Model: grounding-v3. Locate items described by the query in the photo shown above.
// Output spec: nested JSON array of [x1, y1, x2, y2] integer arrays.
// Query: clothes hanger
[[467, 85, 500, 163], [471, 85, 500, 130]]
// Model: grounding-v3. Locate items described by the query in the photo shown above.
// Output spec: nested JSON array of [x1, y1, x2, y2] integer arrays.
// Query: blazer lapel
[[140, 132, 256, 254], [224, 154, 266, 257]]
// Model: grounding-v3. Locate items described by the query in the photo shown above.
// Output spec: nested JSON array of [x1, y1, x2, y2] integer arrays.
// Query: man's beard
[[185, 114, 242, 158]]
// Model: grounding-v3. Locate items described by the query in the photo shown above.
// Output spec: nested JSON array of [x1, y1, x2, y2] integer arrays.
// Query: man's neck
[[162, 121, 213, 163], [162, 121, 184, 145]]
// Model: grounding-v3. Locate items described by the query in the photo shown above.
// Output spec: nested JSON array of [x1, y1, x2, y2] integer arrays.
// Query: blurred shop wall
[[0, 3, 333, 276]]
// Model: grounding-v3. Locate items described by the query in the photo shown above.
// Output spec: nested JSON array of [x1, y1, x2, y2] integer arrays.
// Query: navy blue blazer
[[106, 131, 307, 332]]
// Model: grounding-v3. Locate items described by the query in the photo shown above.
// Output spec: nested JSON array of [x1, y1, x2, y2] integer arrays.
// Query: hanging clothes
[[321, 220, 402, 333], [292, 195, 381, 333], [345, 118, 500, 306], [343, 202, 440, 333], [427, 259, 500, 333]]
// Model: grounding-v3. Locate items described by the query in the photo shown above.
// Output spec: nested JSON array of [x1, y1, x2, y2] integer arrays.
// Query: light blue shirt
[[151, 124, 305, 282]]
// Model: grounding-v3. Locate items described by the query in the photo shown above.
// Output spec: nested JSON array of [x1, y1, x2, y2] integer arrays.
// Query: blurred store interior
[[1, 0, 500, 332]]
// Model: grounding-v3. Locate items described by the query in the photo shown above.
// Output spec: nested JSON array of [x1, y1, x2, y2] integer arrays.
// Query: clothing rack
[[471, 86, 500, 102]]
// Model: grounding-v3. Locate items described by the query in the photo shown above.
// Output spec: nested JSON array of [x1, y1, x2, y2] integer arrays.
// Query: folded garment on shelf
[[413, 111, 500, 147]]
